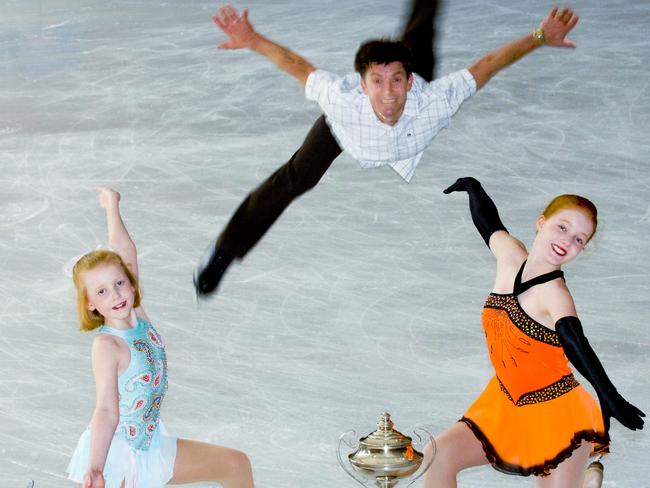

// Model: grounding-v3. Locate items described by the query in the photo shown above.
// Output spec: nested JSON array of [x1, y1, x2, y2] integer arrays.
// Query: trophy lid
[[339, 412, 431, 486], [358, 412, 412, 449]]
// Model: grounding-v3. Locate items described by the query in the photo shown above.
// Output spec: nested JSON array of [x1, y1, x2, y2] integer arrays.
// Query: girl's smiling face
[[535, 208, 594, 266], [83, 263, 136, 327]]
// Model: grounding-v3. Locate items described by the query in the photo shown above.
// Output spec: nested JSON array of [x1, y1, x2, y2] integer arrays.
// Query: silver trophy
[[337, 412, 435, 488]]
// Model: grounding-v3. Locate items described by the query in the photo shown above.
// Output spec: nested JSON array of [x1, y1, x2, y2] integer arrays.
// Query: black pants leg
[[216, 115, 342, 258], [400, 0, 440, 82]]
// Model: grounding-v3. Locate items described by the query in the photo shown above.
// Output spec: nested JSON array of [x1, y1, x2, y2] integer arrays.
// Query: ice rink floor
[[1, 0, 649, 486]]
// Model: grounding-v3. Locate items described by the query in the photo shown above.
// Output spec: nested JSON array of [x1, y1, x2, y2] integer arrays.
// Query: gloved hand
[[443, 176, 482, 195], [556, 316, 645, 432], [443, 177, 507, 246]]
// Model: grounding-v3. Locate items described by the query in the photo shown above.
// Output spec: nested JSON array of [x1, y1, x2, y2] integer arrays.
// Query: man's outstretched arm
[[468, 7, 579, 90], [213, 5, 316, 87]]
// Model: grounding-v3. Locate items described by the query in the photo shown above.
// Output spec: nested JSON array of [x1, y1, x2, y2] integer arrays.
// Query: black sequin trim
[[498, 374, 579, 406], [459, 417, 610, 477], [484, 294, 560, 346]]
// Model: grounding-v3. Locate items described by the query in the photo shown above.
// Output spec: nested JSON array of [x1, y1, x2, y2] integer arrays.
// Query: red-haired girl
[[423, 177, 644, 487], [67, 188, 254, 488]]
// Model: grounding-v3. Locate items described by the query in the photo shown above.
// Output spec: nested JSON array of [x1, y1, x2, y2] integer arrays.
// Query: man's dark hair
[[354, 38, 414, 77]]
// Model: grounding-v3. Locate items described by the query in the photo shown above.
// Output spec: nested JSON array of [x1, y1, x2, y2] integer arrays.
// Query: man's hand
[[210, 4, 315, 86], [539, 7, 579, 48], [468, 6, 580, 90], [213, 5, 258, 50]]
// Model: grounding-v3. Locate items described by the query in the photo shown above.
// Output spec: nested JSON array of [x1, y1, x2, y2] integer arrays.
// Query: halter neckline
[[513, 260, 564, 296]]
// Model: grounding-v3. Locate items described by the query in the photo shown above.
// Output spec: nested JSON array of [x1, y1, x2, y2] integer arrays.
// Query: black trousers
[[217, 0, 440, 258]]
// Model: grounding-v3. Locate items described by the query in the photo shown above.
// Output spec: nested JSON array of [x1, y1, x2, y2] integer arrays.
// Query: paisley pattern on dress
[[98, 318, 168, 451], [124, 371, 152, 392]]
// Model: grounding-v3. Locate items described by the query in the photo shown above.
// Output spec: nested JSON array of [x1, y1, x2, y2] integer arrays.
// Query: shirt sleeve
[[305, 69, 357, 116], [306, 69, 335, 101], [425, 68, 477, 118]]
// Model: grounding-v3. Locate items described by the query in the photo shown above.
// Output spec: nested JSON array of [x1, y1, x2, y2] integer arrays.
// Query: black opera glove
[[556, 316, 645, 432], [443, 177, 508, 247]]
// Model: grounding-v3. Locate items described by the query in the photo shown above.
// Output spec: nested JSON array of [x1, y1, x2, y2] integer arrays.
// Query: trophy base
[[375, 476, 399, 488]]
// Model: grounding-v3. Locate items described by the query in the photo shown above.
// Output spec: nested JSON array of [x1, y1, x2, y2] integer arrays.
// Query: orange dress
[[461, 265, 609, 476]]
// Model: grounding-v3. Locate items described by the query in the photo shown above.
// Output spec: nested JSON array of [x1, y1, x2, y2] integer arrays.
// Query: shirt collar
[[402, 90, 419, 119]]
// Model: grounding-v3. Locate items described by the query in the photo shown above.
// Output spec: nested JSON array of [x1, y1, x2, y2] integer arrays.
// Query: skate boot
[[194, 244, 234, 297], [582, 460, 604, 488]]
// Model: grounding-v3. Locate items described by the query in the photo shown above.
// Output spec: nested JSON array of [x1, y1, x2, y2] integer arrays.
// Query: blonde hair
[[542, 194, 598, 241], [72, 250, 141, 331]]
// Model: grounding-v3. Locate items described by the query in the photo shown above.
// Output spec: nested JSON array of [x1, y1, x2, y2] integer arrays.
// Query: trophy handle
[[337, 430, 368, 487], [406, 428, 436, 488]]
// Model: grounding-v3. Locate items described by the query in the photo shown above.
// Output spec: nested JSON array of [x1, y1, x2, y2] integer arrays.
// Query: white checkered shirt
[[305, 68, 476, 182]]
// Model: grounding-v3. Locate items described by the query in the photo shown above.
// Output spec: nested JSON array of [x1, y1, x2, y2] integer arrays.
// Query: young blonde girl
[[422, 177, 644, 488], [66, 187, 255, 488]]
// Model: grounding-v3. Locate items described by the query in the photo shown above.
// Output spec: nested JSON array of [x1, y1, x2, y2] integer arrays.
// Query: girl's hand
[[443, 176, 482, 194], [95, 187, 120, 209], [82, 468, 105, 488]]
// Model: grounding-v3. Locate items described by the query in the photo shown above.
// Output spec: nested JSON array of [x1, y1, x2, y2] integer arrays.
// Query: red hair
[[542, 194, 598, 241], [72, 250, 141, 331]]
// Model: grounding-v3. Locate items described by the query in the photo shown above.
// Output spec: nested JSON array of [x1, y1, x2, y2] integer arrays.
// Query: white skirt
[[67, 421, 177, 488]]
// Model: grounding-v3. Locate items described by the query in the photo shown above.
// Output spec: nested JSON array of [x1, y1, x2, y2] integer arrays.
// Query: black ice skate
[[194, 244, 234, 297]]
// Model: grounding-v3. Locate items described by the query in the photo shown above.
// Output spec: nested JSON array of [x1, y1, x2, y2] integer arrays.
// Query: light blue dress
[[67, 316, 177, 487]]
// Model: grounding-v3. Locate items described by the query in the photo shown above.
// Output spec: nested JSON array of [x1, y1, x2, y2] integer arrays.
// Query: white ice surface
[[1, 0, 649, 487]]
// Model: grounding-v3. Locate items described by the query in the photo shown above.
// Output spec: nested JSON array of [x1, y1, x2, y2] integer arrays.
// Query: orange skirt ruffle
[[461, 376, 609, 476]]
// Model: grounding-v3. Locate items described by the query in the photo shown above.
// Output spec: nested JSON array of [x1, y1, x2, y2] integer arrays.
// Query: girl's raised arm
[[443, 177, 527, 263], [96, 187, 139, 281]]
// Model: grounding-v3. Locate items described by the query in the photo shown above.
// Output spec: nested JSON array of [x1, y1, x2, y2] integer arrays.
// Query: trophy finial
[[378, 412, 394, 432]]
